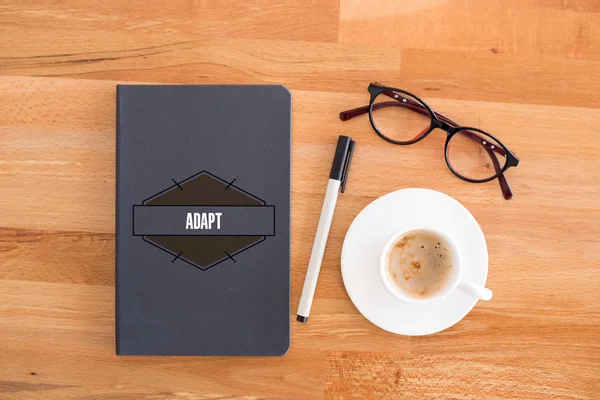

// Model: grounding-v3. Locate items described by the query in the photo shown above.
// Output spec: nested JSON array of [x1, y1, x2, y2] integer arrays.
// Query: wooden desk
[[1, 2, 599, 399]]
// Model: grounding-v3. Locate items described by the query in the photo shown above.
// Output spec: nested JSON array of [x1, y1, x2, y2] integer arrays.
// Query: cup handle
[[457, 279, 493, 301]]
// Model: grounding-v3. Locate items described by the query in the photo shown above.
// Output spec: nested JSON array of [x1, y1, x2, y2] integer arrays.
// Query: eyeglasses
[[339, 83, 520, 199]]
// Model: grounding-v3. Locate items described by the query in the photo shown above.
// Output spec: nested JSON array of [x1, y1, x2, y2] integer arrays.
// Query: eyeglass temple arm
[[339, 92, 513, 199], [485, 145, 513, 200]]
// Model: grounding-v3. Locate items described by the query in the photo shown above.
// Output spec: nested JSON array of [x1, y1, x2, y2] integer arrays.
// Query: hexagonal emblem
[[134, 171, 272, 271]]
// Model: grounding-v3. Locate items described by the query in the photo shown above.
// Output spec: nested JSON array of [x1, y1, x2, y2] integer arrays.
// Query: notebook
[[115, 85, 291, 355]]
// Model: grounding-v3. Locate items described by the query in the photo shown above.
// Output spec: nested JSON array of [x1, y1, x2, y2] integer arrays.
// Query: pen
[[297, 135, 355, 323]]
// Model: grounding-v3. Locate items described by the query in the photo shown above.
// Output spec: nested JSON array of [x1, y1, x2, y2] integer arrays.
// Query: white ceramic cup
[[379, 227, 492, 304]]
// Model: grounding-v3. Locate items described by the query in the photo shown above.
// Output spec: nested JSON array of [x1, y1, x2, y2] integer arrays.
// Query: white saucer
[[341, 188, 488, 336]]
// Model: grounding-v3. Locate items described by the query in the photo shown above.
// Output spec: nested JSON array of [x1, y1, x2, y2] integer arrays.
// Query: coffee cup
[[379, 227, 492, 304]]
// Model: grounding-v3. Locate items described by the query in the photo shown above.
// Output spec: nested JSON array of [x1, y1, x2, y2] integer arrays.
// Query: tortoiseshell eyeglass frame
[[339, 82, 520, 200]]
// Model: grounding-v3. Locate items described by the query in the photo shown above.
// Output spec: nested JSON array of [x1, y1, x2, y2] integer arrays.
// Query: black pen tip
[[296, 315, 308, 323]]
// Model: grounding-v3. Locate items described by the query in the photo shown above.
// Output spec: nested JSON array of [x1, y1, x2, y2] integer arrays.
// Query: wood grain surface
[[1, 1, 599, 399]]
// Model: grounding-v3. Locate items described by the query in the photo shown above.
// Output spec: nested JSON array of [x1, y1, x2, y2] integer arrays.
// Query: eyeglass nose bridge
[[431, 118, 456, 134]]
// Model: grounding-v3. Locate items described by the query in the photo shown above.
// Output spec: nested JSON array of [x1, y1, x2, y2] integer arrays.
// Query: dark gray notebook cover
[[116, 84, 291, 355]]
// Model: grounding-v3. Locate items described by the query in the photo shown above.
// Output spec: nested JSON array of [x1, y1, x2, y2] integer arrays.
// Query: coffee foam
[[386, 229, 454, 299]]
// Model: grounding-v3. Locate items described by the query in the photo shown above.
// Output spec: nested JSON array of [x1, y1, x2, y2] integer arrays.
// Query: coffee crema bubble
[[386, 229, 454, 299]]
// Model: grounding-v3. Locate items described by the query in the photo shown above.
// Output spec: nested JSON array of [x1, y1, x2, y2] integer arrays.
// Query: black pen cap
[[329, 135, 353, 181]]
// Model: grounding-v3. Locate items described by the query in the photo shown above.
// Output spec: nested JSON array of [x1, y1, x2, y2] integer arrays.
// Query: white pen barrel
[[297, 179, 341, 320]]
